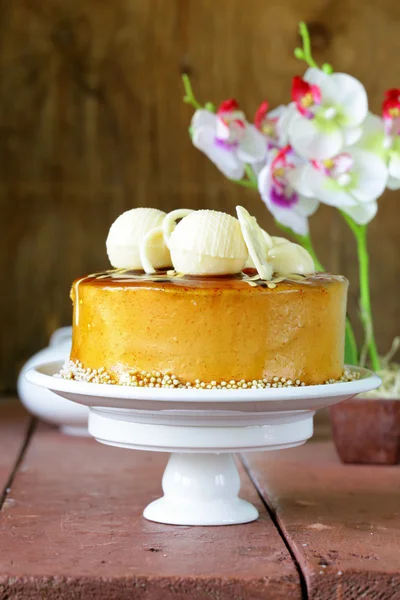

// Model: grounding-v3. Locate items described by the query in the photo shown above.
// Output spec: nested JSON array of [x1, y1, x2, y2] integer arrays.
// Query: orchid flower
[[258, 146, 319, 235], [355, 90, 400, 190], [191, 99, 266, 180], [288, 148, 388, 225], [288, 68, 368, 160], [383, 89, 400, 189]]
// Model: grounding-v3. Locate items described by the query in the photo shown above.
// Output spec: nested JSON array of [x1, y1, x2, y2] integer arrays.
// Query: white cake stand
[[26, 361, 380, 526]]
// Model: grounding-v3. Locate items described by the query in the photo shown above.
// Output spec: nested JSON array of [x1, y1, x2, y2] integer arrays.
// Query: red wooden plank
[[243, 437, 400, 600], [0, 425, 301, 600], [0, 398, 31, 497]]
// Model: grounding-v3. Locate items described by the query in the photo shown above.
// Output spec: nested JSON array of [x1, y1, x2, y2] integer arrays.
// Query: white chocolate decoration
[[244, 226, 315, 277], [163, 208, 194, 245], [140, 227, 165, 274], [267, 242, 315, 276], [270, 236, 288, 246], [167, 210, 248, 275], [236, 206, 273, 280], [106, 208, 172, 270]]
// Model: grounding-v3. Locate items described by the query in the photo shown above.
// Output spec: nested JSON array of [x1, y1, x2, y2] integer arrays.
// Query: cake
[[60, 206, 350, 388]]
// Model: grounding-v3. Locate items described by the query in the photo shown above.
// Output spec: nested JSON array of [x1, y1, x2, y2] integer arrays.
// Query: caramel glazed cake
[[58, 206, 357, 390]]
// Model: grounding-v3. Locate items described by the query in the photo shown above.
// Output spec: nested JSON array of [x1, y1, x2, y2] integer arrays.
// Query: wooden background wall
[[1, 0, 400, 390]]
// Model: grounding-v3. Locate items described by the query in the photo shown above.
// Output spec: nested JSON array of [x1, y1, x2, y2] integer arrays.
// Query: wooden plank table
[[0, 399, 399, 599], [0, 400, 300, 600], [244, 443, 400, 600], [0, 399, 32, 506]]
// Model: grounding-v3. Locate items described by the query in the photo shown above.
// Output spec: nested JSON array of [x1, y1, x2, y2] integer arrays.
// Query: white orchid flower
[[191, 99, 267, 180], [288, 148, 388, 225], [258, 146, 319, 235], [355, 90, 400, 190], [288, 68, 368, 160]]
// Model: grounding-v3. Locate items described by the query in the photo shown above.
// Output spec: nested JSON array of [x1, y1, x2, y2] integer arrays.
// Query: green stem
[[244, 165, 258, 186], [229, 177, 257, 189], [274, 219, 358, 365], [294, 22, 333, 74], [341, 211, 381, 371], [230, 165, 258, 189], [298, 21, 318, 69], [182, 74, 202, 110]]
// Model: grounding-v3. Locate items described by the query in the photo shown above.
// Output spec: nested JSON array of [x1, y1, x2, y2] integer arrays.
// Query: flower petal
[[341, 201, 378, 225], [192, 126, 245, 179], [237, 125, 267, 163], [267, 105, 287, 119], [288, 112, 344, 159], [387, 175, 400, 190], [258, 162, 273, 195], [286, 164, 316, 197], [329, 73, 368, 127], [388, 153, 400, 180], [301, 166, 356, 207], [276, 103, 297, 145], [359, 112, 385, 138], [349, 149, 388, 202], [343, 126, 362, 146], [304, 68, 334, 92], [191, 109, 217, 129], [258, 164, 314, 235], [266, 199, 310, 236], [251, 160, 267, 177], [355, 112, 388, 158], [295, 195, 320, 217]]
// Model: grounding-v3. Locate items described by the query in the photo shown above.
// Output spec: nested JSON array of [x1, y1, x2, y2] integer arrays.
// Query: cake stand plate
[[26, 362, 380, 526]]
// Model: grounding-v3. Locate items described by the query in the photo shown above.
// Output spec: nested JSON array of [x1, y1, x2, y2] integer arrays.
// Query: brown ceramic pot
[[330, 398, 400, 465]]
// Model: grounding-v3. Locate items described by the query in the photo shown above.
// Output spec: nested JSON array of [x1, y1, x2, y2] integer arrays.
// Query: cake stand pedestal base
[[143, 453, 258, 526], [88, 408, 314, 525]]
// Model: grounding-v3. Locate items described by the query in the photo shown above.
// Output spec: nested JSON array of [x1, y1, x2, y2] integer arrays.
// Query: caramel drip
[[75, 268, 346, 292]]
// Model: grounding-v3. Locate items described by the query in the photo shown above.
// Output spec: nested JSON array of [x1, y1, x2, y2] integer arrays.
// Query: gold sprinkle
[[55, 361, 359, 390]]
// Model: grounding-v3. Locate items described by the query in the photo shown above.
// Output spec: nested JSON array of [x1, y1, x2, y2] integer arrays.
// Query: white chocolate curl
[[167, 210, 248, 275], [236, 206, 274, 280], [106, 208, 172, 270], [163, 208, 194, 245]]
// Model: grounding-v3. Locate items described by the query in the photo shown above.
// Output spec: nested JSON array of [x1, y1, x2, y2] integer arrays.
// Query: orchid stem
[[230, 177, 257, 189], [294, 22, 333, 74], [182, 74, 202, 110], [231, 165, 258, 189], [298, 22, 318, 69], [274, 219, 359, 365], [244, 165, 258, 186], [340, 211, 381, 371]]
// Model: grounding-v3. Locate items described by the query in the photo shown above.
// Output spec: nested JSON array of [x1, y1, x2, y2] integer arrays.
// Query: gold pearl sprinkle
[[55, 361, 360, 390]]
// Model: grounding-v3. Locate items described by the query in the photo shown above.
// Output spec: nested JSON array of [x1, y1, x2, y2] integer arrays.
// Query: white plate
[[26, 360, 380, 407]]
